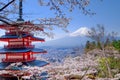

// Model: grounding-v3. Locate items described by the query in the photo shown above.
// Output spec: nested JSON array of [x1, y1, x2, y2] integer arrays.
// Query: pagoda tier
[[0, 31, 46, 62], [1, 50, 46, 62], [2, 52, 36, 62], [0, 33, 45, 42], [0, 34, 45, 49], [0, 22, 48, 69]]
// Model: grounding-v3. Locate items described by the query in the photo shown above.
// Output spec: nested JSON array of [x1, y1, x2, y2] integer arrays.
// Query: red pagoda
[[0, 23, 48, 68], [0, 0, 49, 80], [0, 0, 48, 70]]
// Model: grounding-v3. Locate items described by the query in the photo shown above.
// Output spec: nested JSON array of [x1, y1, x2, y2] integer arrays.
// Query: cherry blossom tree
[[0, 0, 100, 37]]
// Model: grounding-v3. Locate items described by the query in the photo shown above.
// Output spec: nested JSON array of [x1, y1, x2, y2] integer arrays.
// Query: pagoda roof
[[0, 48, 46, 54], [0, 24, 15, 30], [0, 60, 49, 69], [0, 22, 44, 31], [30, 36, 45, 41], [1, 34, 29, 39], [0, 34, 45, 42]]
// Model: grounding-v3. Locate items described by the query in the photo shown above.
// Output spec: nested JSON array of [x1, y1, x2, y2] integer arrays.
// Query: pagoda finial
[[17, 0, 24, 22]]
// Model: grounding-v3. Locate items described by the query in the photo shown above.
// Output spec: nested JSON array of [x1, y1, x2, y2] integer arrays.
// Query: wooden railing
[[4, 45, 35, 49], [5, 31, 29, 35]]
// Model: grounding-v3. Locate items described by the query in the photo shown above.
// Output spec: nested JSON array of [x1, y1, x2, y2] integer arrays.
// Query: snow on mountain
[[70, 27, 90, 37], [35, 27, 91, 48]]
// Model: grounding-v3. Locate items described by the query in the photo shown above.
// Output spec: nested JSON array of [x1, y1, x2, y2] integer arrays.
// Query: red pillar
[[6, 54, 8, 60], [23, 38, 24, 46], [23, 53, 24, 60]]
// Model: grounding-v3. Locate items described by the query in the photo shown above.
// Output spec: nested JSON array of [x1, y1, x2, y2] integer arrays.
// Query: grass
[[97, 57, 120, 78]]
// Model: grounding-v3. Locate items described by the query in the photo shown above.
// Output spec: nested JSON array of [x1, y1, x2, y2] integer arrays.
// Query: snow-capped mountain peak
[[70, 27, 90, 37]]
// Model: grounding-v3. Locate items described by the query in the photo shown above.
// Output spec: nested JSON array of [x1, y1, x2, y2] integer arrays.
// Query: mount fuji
[[36, 27, 91, 48]]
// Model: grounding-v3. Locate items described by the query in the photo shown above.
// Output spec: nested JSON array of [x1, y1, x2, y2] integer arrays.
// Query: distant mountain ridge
[[35, 36, 120, 48], [35, 27, 91, 48], [35, 36, 90, 48]]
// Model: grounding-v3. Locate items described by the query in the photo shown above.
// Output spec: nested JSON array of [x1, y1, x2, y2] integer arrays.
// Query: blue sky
[[23, 0, 120, 38], [1, 0, 120, 40]]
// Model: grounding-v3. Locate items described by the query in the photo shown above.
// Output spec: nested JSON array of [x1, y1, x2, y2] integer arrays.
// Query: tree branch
[[0, 19, 10, 24], [0, 15, 15, 24], [0, 0, 15, 12]]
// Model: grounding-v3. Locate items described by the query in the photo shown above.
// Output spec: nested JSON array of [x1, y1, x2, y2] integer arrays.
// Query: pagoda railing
[[5, 31, 30, 35], [2, 57, 36, 62], [4, 45, 35, 49]]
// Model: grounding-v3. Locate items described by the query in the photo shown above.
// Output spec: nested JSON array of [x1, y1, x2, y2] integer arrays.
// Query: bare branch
[[0, 0, 15, 12], [38, 0, 96, 17]]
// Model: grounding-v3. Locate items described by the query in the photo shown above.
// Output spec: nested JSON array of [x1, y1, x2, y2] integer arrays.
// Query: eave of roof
[[0, 48, 47, 54]]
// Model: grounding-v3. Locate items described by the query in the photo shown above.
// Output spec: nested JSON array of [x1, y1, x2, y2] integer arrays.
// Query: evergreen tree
[[85, 40, 90, 49], [112, 40, 120, 53]]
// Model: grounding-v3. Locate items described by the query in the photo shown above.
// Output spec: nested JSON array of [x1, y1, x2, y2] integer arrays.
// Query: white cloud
[[70, 27, 90, 37]]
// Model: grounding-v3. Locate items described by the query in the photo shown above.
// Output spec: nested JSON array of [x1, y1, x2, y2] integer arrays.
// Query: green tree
[[85, 40, 91, 49], [85, 40, 97, 52], [112, 40, 120, 53], [98, 57, 120, 77]]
